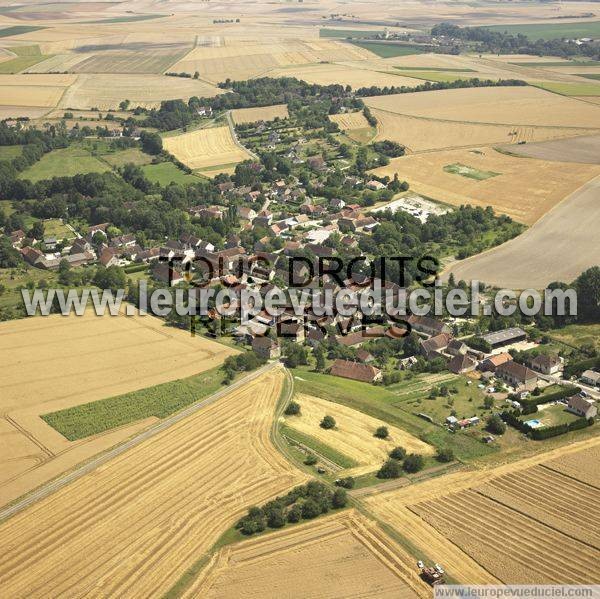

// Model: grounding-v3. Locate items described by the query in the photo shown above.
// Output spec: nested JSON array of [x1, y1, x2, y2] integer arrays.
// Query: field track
[[0, 367, 306, 598]]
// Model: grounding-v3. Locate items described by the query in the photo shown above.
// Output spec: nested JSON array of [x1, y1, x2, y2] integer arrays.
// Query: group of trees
[[236, 480, 348, 535], [377, 446, 425, 479], [222, 352, 266, 383], [431, 22, 600, 60]]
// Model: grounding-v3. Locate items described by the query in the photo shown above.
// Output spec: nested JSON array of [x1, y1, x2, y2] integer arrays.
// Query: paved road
[[0, 362, 278, 522], [444, 175, 600, 289]]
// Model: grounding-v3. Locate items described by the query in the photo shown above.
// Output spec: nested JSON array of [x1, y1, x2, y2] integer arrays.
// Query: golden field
[[372, 147, 600, 224], [365, 436, 600, 585], [0, 368, 305, 598], [284, 393, 433, 477], [231, 103, 288, 124], [162, 125, 252, 171], [184, 510, 428, 599], [329, 110, 370, 131], [0, 311, 237, 507]]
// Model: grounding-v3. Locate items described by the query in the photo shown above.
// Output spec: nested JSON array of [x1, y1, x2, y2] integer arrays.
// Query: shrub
[[320, 415, 336, 429], [335, 476, 355, 489], [377, 459, 402, 479], [301, 498, 321, 519], [486, 414, 507, 435], [284, 401, 301, 416], [389, 446, 406, 460], [304, 453, 317, 466], [287, 504, 302, 523], [403, 453, 425, 473], [332, 488, 348, 508], [436, 447, 454, 463], [374, 425, 389, 439]]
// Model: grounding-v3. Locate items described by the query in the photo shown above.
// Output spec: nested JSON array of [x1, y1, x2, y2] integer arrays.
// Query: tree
[[377, 458, 402, 479], [331, 488, 348, 508], [0, 236, 23, 268], [140, 131, 163, 155], [314, 345, 326, 372], [267, 509, 286, 528], [575, 266, 600, 321], [28, 221, 44, 240], [320, 415, 336, 429], [284, 400, 301, 416], [374, 426, 389, 439], [301, 498, 321, 519], [436, 447, 454, 463], [283, 343, 308, 368], [287, 504, 302, 523], [93, 265, 126, 291], [389, 446, 406, 460], [402, 453, 425, 473], [304, 453, 317, 466], [483, 396, 494, 409], [119, 99, 130, 111], [335, 476, 355, 489], [486, 414, 506, 435]]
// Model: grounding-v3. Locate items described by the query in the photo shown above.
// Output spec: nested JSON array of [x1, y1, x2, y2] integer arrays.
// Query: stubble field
[[183, 510, 428, 599], [284, 393, 433, 477], [372, 148, 600, 224], [329, 110, 370, 131], [0, 368, 305, 598], [366, 437, 600, 585], [0, 311, 237, 507], [162, 125, 252, 171], [231, 103, 288, 124]]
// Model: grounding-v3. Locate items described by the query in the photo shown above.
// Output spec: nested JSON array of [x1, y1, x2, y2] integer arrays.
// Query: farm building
[[567, 394, 597, 419], [481, 327, 527, 349], [479, 352, 513, 373], [251, 336, 281, 360], [448, 354, 477, 374], [419, 333, 452, 360], [407, 315, 451, 337], [329, 359, 382, 383], [581, 370, 600, 387], [495, 361, 537, 391]]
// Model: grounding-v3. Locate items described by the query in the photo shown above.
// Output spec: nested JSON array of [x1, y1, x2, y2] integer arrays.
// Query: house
[[530, 354, 561, 376], [448, 354, 477, 374], [70, 238, 92, 255], [237, 206, 257, 221], [397, 355, 418, 370], [9, 229, 25, 248], [581, 370, 600, 387], [353, 217, 379, 233], [43, 236, 58, 251], [278, 320, 305, 343], [481, 327, 527, 349], [407, 315, 451, 337], [356, 349, 375, 363], [479, 352, 512, 373], [419, 333, 452, 360], [21, 246, 47, 268], [331, 198, 346, 210], [196, 106, 212, 117], [217, 181, 234, 194], [567, 393, 597, 419], [152, 262, 184, 285], [99, 247, 119, 268], [252, 336, 281, 360], [366, 180, 386, 191], [88, 223, 109, 238], [307, 155, 325, 171], [335, 326, 386, 347], [136, 247, 161, 263], [495, 361, 537, 390], [110, 233, 136, 249], [329, 359, 382, 383], [446, 339, 468, 358]]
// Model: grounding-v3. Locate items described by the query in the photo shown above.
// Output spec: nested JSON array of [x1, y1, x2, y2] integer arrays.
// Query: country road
[[0, 361, 279, 522]]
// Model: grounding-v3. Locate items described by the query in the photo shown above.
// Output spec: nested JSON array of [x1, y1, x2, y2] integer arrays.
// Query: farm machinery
[[417, 560, 446, 586]]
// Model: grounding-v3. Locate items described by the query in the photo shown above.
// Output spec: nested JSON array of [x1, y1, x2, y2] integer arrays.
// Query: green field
[[19, 145, 110, 182], [42, 366, 226, 440], [349, 41, 426, 58], [319, 28, 381, 39], [483, 20, 600, 40], [394, 66, 477, 72], [509, 60, 600, 67], [533, 81, 600, 96], [548, 323, 600, 351], [291, 368, 495, 462], [0, 145, 22, 160], [102, 148, 154, 168], [0, 45, 52, 74], [444, 163, 500, 180], [578, 73, 600, 81], [89, 14, 167, 24], [0, 25, 45, 38], [141, 162, 200, 185]]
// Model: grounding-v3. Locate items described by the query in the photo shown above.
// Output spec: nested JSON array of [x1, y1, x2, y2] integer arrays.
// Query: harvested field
[[269, 63, 423, 90], [364, 86, 600, 129], [329, 110, 370, 131], [163, 126, 252, 171], [58, 73, 223, 110], [500, 134, 600, 164], [0, 105, 50, 119], [0, 85, 65, 107], [283, 393, 433, 476], [231, 103, 288, 124], [444, 174, 600, 288], [365, 436, 600, 584], [410, 488, 600, 584], [544, 445, 600, 487], [369, 109, 595, 152], [0, 368, 306, 598], [372, 148, 600, 224], [0, 311, 237, 507], [183, 510, 427, 599]]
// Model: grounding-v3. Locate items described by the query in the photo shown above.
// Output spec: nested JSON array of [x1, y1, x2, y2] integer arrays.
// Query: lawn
[[533, 81, 600, 96], [483, 20, 600, 40], [291, 368, 495, 462], [521, 403, 581, 428], [42, 366, 226, 440], [0, 145, 22, 160], [101, 148, 154, 168], [19, 145, 110, 182], [319, 28, 381, 39], [548, 323, 600, 351], [42, 218, 75, 240], [141, 162, 201, 185], [444, 163, 500, 180], [0, 45, 52, 74], [0, 25, 45, 38], [349, 41, 426, 58]]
